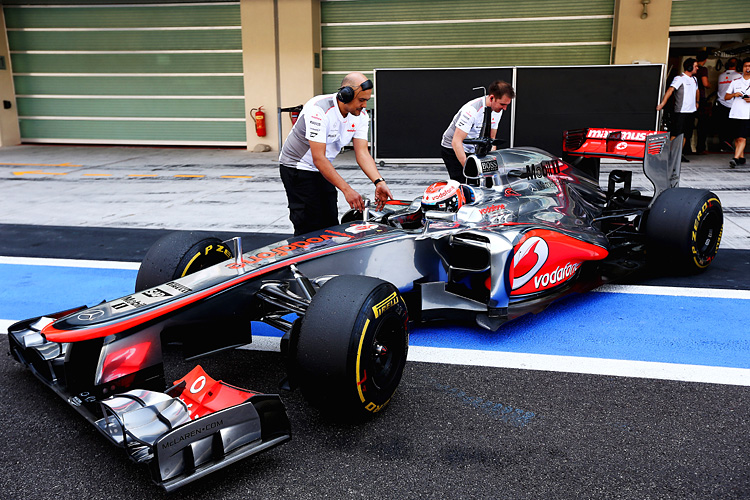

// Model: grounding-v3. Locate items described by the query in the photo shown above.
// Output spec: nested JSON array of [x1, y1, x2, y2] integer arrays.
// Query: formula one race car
[[8, 125, 722, 491]]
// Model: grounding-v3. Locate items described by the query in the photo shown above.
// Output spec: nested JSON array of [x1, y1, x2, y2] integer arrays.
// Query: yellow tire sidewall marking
[[181, 251, 203, 277], [355, 318, 370, 403]]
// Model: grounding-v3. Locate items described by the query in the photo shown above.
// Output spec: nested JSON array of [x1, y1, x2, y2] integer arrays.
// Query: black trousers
[[279, 165, 339, 236], [671, 112, 695, 147], [714, 104, 733, 145], [441, 146, 466, 183]]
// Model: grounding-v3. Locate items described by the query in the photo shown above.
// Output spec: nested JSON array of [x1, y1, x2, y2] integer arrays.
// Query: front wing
[[8, 311, 291, 492]]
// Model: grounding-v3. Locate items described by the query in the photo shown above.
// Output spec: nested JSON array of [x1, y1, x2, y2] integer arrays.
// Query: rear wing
[[563, 128, 681, 198], [563, 128, 660, 161]]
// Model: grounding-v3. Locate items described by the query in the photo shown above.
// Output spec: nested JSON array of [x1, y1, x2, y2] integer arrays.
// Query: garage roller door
[[4, 2, 246, 146], [321, 0, 615, 98]]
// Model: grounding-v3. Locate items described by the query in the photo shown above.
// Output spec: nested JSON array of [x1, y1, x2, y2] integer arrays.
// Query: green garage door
[[670, 0, 750, 28], [321, 0, 615, 95], [4, 2, 246, 146]]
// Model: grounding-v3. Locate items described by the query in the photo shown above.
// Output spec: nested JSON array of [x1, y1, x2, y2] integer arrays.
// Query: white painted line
[[0, 256, 140, 270], [406, 346, 750, 387], [595, 284, 750, 300], [239, 336, 281, 352], [5, 256, 747, 300]]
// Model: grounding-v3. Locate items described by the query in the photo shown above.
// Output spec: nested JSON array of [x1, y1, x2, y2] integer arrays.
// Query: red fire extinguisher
[[250, 107, 266, 137]]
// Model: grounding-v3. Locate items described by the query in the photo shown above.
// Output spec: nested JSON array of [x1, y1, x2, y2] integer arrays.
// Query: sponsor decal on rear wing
[[563, 128, 662, 161]]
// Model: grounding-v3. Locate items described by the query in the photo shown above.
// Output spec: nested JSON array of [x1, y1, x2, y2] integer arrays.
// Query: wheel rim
[[694, 209, 722, 263], [368, 315, 406, 392]]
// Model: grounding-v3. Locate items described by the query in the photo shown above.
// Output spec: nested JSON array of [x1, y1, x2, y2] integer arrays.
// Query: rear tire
[[646, 188, 723, 273], [135, 231, 233, 292], [294, 275, 409, 419]]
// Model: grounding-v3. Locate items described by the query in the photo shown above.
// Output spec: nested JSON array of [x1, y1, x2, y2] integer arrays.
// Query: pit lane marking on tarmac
[[2, 162, 82, 167], [3, 256, 750, 386]]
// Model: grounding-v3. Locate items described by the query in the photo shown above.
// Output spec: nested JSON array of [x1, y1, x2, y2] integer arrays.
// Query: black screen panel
[[513, 65, 663, 156], [374, 67, 514, 160]]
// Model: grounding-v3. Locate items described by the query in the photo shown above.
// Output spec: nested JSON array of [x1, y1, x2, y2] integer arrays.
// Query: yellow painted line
[[128, 174, 159, 177], [1, 162, 82, 167], [82, 173, 112, 177], [221, 175, 254, 179], [174, 174, 205, 178], [13, 170, 68, 176]]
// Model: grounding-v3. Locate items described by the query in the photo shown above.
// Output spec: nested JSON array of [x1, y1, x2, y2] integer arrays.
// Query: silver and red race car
[[8, 126, 722, 491]]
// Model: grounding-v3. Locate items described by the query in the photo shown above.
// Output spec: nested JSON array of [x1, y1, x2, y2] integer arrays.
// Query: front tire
[[646, 188, 723, 273], [294, 275, 409, 418], [135, 231, 233, 292]]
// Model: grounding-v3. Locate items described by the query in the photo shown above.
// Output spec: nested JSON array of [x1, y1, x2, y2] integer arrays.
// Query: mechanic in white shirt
[[279, 72, 392, 235], [716, 58, 742, 150], [656, 58, 699, 161], [441, 80, 515, 182], [724, 58, 750, 168]]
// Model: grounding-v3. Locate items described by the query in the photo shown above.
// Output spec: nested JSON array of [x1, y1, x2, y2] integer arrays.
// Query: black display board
[[374, 67, 514, 161], [374, 65, 663, 160], [513, 65, 663, 156]]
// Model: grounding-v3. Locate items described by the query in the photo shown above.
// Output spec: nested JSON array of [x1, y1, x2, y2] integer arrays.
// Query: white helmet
[[421, 180, 466, 212]]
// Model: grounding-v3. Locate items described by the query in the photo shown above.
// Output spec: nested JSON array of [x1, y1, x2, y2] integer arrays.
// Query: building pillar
[[612, 0, 673, 65], [240, 0, 321, 152], [277, 0, 321, 144], [0, 8, 21, 147]]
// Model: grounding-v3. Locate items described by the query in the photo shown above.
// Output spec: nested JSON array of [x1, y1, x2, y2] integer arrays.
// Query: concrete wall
[[0, 8, 20, 147], [241, 0, 321, 152], [612, 0, 673, 65]]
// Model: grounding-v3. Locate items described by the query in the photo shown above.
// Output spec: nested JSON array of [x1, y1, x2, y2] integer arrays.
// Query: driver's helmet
[[421, 180, 466, 212]]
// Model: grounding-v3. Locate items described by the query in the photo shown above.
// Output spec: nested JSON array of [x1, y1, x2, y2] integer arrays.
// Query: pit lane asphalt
[[1, 145, 749, 499]]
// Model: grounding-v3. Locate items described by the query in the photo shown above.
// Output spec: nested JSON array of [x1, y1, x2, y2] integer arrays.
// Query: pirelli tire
[[135, 231, 234, 292], [646, 188, 723, 274], [294, 275, 409, 419]]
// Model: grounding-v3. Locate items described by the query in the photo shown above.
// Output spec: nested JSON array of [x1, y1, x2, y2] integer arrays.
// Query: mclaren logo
[[77, 309, 105, 321], [372, 292, 399, 318], [512, 236, 549, 290]]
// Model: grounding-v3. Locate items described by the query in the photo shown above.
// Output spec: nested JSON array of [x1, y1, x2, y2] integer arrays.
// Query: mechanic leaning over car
[[440, 80, 515, 183], [278, 72, 393, 236]]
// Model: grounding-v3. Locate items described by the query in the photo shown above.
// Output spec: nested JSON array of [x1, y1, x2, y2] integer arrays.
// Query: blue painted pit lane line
[[2, 256, 750, 386]]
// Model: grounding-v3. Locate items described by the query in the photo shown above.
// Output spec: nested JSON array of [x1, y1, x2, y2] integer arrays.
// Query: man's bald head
[[341, 72, 369, 88]]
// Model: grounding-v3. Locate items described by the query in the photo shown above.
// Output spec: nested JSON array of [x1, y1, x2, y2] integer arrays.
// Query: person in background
[[724, 58, 750, 168], [695, 51, 711, 154], [657, 58, 699, 163], [440, 80, 515, 182], [716, 57, 741, 151]]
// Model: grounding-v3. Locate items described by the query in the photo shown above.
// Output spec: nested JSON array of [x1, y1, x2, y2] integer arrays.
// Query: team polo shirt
[[669, 73, 698, 113], [727, 77, 750, 120], [441, 96, 502, 153], [279, 93, 369, 172], [717, 69, 741, 108]]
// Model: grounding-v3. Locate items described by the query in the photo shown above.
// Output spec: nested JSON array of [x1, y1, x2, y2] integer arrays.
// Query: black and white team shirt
[[440, 96, 501, 153], [717, 69, 741, 109], [279, 93, 369, 172], [669, 73, 698, 113], [727, 77, 750, 120]]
